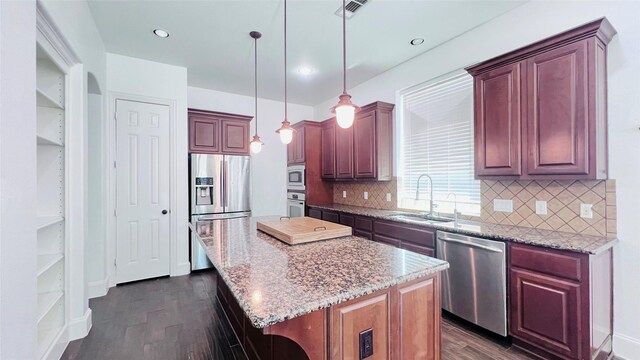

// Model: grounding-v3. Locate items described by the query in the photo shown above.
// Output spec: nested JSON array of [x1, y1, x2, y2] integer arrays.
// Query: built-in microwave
[[287, 165, 305, 191]]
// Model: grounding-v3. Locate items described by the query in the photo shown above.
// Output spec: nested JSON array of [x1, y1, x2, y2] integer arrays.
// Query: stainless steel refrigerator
[[190, 154, 251, 270]]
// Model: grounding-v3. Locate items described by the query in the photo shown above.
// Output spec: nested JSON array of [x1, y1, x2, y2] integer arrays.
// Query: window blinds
[[398, 72, 480, 215]]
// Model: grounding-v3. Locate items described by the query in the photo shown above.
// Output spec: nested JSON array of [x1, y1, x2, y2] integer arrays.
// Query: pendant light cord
[[284, 0, 288, 121], [254, 35, 258, 137], [342, 0, 347, 94]]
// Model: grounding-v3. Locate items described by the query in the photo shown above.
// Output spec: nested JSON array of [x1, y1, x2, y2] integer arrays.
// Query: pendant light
[[330, 0, 360, 129], [249, 31, 264, 154], [276, 0, 296, 145]]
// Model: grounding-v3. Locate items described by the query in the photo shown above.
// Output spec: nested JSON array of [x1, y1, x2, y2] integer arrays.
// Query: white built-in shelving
[[36, 43, 67, 360]]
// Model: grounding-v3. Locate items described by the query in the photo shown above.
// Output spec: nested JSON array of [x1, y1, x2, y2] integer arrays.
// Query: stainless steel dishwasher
[[436, 231, 507, 336]]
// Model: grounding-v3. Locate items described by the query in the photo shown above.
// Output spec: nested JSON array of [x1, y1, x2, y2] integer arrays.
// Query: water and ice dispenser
[[195, 177, 214, 206]]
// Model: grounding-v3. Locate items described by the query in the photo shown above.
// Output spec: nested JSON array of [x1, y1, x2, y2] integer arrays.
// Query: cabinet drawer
[[400, 242, 435, 257], [374, 220, 435, 248], [339, 214, 355, 227], [308, 208, 322, 220], [354, 229, 372, 240], [355, 217, 373, 232], [374, 234, 401, 248], [322, 211, 340, 224], [510, 244, 584, 282]]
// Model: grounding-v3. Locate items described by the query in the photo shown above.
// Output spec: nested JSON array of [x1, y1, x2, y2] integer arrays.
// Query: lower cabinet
[[308, 208, 322, 220], [509, 243, 613, 360], [321, 210, 340, 223]]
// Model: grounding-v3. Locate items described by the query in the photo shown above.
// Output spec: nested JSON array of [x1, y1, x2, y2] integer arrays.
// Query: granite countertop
[[189, 216, 449, 329], [309, 204, 618, 255]]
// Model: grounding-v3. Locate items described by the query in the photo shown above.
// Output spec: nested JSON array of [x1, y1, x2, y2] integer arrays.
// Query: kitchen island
[[189, 216, 449, 360]]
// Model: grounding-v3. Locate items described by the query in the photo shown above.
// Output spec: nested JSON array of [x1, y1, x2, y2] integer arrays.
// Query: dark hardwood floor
[[62, 271, 535, 360]]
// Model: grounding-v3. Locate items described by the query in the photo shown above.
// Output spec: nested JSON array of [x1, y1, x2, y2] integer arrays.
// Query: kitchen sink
[[387, 213, 455, 223]]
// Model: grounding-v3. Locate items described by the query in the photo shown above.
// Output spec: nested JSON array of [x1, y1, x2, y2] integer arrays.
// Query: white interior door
[[115, 99, 170, 283]]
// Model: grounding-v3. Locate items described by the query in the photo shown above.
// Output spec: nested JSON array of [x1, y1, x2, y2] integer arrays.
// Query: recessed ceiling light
[[153, 29, 170, 38], [297, 66, 314, 76], [410, 38, 424, 46]]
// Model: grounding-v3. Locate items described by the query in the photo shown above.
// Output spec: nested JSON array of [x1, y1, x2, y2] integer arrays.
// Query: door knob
[[162, 209, 168, 215]]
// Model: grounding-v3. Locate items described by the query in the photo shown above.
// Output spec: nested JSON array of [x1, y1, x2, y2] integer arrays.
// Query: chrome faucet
[[415, 174, 436, 217]]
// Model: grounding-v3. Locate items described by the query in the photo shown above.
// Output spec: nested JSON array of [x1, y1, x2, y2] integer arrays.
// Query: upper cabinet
[[467, 18, 616, 180], [189, 109, 252, 155], [321, 101, 394, 181]]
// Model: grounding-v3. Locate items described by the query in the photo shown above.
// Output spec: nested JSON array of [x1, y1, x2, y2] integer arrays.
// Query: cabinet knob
[[162, 209, 168, 215]]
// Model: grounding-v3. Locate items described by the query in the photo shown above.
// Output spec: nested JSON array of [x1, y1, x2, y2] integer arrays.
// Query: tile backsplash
[[481, 179, 617, 237], [333, 179, 398, 210]]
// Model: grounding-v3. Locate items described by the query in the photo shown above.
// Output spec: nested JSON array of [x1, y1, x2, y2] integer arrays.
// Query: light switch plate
[[493, 199, 513, 213], [580, 203, 593, 219], [535, 200, 548, 215], [386, 193, 392, 202], [364, 192, 368, 200], [342, 191, 347, 198]]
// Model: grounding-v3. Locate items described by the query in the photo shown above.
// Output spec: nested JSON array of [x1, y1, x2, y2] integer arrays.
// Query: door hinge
[[114, 209, 117, 217], [114, 161, 116, 169], [114, 259, 117, 268]]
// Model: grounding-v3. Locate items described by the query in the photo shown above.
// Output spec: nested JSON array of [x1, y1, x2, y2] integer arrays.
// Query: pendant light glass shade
[[250, 135, 263, 154], [330, 0, 359, 129], [332, 93, 360, 129], [276, 120, 294, 144]]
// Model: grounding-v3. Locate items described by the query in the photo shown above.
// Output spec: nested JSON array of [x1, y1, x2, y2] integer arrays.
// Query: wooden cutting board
[[257, 217, 352, 245]]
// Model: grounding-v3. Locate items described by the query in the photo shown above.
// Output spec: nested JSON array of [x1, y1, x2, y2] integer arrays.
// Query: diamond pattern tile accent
[[481, 179, 617, 237], [333, 178, 398, 210]]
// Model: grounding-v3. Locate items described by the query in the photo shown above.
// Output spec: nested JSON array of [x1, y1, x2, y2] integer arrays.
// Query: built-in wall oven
[[287, 192, 306, 218], [287, 165, 305, 191]]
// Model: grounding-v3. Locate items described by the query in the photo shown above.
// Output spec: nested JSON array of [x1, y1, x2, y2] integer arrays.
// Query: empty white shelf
[[37, 291, 63, 324], [37, 216, 64, 230], [37, 134, 64, 147], [37, 254, 63, 277], [36, 88, 64, 110], [38, 326, 63, 360]]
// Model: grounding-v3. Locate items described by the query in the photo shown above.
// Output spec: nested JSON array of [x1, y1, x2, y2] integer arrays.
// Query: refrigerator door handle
[[223, 160, 229, 208], [220, 159, 225, 209]]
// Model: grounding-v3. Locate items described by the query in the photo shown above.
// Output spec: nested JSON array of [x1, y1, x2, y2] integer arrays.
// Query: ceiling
[[87, 0, 525, 106]]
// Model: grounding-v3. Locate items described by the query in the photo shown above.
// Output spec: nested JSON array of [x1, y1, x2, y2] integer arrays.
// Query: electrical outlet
[[493, 199, 513, 213], [386, 193, 392, 202], [359, 328, 374, 359], [342, 191, 347, 198], [364, 192, 368, 200], [535, 200, 548, 215], [580, 203, 593, 219]]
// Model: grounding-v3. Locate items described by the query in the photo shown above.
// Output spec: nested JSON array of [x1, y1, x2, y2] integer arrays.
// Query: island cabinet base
[[216, 273, 442, 360]]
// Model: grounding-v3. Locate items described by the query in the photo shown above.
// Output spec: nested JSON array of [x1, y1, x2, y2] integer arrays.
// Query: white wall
[[0, 0, 38, 358], [312, 1, 640, 358], [106, 53, 190, 279], [188, 86, 314, 217]]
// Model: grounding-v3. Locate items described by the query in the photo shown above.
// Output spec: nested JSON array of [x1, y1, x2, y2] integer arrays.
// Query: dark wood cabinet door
[[524, 39, 589, 176], [354, 229, 372, 240], [221, 119, 250, 154], [400, 242, 435, 258], [510, 268, 581, 359], [474, 62, 522, 177], [354, 111, 377, 179], [189, 115, 220, 153], [339, 213, 355, 228], [374, 234, 402, 248], [308, 208, 322, 219], [321, 211, 340, 224], [321, 122, 336, 179], [335, 126, 354, 179], [287, 139, 295, 164], [293, 127, 305, 164]]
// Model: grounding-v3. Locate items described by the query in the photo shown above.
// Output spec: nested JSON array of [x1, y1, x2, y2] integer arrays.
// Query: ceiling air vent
[[335, 0, 369, 19]]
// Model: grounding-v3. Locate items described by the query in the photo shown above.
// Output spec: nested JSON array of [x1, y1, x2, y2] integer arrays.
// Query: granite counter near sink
[[308, 204, 618, 255]]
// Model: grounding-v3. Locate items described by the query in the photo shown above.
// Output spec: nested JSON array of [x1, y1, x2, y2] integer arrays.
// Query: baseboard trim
[[68, 308, 92, 341], [174, 261, 191, 276], [88, 276, 110, 299], [614, 332, 640, 360]]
